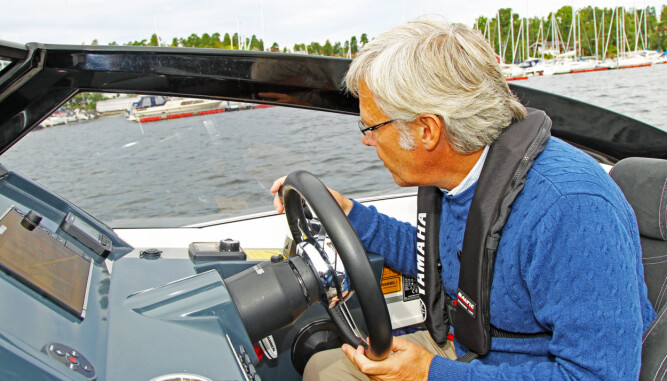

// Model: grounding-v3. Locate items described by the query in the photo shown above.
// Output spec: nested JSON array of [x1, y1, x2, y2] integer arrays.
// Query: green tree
[[170, 38, 179, 47], [222, 33, 232, 49], [360, 33, 368, 47], [333, 41, 342, 56], [126, 39, 147, 46], [184, 33, 200, 47], [659, 6, 667, 50], [149, 33, 159, 47], [201, 33, 211, 48], [232, 33, 239, 49], [249, 35, 260, 50], [323, 39, 333, 56], [350, 36, 358, 54], [308, 41, 322, 55], [211, 33, 222, 48]]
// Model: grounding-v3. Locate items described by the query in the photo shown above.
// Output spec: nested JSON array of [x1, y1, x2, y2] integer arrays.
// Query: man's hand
[[341, 337, 435, 381], [270, 176, 354, 215]]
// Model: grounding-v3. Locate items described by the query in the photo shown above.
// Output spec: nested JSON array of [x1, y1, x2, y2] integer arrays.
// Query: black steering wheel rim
[[283, 170, 392, 360]]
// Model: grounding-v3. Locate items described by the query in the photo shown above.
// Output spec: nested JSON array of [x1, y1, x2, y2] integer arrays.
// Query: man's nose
[[361, 134, 376, 146]]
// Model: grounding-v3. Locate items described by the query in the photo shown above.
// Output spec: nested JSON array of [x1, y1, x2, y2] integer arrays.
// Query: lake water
[[1, 65, 665, 228], [519, 63, 666, 131]]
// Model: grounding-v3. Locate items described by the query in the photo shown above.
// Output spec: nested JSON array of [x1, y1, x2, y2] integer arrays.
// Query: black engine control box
[[188, 239, 247, 261]]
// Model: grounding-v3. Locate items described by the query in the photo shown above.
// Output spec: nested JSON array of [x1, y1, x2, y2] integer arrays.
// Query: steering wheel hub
[[296, 238, 351, 308]]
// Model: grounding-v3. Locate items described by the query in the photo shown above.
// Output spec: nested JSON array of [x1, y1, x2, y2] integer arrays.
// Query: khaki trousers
[[302, 330, 457, 380]]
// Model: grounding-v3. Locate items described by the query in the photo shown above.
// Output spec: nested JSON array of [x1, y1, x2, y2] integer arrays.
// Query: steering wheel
[[283, 171, 392, 360], [282, 170, 392, 361]]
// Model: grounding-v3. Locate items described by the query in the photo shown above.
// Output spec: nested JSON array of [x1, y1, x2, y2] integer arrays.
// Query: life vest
[[417, 107, 552, 358]]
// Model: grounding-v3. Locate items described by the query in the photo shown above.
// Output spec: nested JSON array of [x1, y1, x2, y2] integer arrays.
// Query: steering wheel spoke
[[327, 302, 369, 350]]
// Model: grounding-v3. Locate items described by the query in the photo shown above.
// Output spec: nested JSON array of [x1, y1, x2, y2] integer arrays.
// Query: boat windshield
[[0, 56, 13, 74], [0, 93, 408, 228]]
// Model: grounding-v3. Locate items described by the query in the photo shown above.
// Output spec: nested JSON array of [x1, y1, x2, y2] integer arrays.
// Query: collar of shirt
[[440, 145, 490, 197]]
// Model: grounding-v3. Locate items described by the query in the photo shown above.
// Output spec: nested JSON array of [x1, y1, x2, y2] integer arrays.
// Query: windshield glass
[[0, 93, 407, 228], [0, 57, 12, 73]]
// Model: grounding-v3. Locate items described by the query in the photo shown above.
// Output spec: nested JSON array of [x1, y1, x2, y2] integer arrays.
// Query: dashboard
[[0, 165, 384, 380]]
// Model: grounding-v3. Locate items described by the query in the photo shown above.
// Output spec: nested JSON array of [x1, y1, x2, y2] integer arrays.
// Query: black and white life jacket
[[416, 107, 552, 358]]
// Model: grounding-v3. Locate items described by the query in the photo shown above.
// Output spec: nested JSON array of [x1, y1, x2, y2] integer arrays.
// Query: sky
[[1, 0, 664, 50]]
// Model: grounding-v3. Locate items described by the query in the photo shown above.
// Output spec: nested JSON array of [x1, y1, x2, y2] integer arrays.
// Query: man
[[271, 20, 655, 380]]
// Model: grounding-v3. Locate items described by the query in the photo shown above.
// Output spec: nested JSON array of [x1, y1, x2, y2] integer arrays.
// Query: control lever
[[20, 210, 42, 231]]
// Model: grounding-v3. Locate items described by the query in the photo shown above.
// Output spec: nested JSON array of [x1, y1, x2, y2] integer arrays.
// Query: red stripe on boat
[[139, 116, 163, 123], [197, 109, 226, 115]]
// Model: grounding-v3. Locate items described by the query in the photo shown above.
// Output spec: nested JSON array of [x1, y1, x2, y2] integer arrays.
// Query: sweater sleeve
[[347, 199, 419, 277], [427, 194, 647, 380]]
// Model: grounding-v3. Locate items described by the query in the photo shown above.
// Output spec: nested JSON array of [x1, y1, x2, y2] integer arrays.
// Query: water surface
[[2, 65, 664, 227]]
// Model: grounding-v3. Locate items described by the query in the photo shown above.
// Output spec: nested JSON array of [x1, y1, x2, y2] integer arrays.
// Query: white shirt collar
[[440, 145, 489, 197]]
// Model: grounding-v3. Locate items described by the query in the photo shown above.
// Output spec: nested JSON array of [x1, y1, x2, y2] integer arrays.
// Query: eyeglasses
[[358, 119, 396, 139]]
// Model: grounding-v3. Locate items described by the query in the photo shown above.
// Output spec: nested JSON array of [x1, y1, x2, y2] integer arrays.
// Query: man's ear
[[417, 114, 444, 151]]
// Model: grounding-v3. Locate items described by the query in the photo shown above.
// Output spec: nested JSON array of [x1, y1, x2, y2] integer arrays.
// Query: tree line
[[88, 4, 666, 62], [477, 5, 667, 63], [96, 31, 369, 57]]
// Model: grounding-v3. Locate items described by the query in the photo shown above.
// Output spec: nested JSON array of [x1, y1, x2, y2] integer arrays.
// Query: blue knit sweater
[[347, 138, 656, 380]]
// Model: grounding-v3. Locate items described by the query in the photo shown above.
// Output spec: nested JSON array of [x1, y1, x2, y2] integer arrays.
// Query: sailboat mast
[[604, 6, 616, 59], [634, 8, 640, 51], [526, 18, 530, 60], [572, 7, 577, 61], [552, 13, 557, 58], [539, 19, 545, 59], [578, 9, 581, 58], [593, 7, 598, 60], [616, 7, 620, 58], [621, 7, 626, 56], [644, 7, 648, 49], [600, 9, 606, 59], [510, 12, 515, 63], [497, 10, 502, 61]]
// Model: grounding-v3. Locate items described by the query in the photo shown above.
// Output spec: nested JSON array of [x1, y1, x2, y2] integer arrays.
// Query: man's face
[[358, 82, 421, 187]]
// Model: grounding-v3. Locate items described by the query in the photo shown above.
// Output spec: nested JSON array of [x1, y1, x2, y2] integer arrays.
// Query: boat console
[[0, 166, 385, 380]]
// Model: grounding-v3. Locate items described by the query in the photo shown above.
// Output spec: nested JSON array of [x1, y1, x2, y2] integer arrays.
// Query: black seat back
[[609, 157, 667, 381]]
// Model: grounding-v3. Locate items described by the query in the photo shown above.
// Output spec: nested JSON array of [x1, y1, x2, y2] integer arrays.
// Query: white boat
[[0, 42, 665, 381], [500, 63, 526, 79], [617, 56, 650, 69], [541, 61, 572, 75], [127, 95, 225, 121], [569, 59, 598, 73]]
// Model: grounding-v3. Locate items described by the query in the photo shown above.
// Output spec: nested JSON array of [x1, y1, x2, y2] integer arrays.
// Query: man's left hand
[[341, 336, 435, 381]]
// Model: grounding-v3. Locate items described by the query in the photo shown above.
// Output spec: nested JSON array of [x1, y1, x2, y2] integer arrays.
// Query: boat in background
[[38, 108, 96, 128], [127, 95, 224, 121], [126, 95, 261, 122]]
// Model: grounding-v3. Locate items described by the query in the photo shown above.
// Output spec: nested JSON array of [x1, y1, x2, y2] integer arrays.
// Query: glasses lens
[[358, 120, 371, 139]]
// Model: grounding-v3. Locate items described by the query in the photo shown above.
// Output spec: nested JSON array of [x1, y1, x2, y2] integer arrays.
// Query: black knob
[[21, 210, 42, 231], [219, 238, 240, 252], [140, 248, 162, 259]]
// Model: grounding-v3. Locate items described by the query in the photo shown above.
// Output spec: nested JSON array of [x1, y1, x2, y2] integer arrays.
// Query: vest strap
[[416, 186, 450, 345]]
